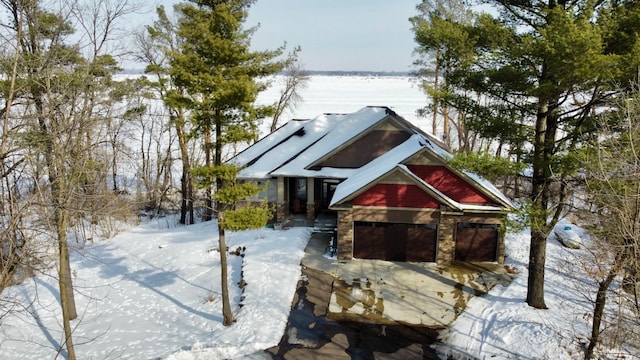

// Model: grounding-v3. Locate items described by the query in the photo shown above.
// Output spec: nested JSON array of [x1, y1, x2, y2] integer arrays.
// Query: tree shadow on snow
[[28, 279, 67, 359], [125, 269, 223, 323]]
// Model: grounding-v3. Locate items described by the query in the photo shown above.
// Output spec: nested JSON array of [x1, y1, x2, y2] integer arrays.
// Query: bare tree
[[0, 1, 141, 358], [578, 94, 640, 359], [270, 52, 309, 133]]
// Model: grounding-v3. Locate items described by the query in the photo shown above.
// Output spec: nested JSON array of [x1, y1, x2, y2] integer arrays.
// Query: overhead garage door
[[455, 223, 498, 262], [353, 221, 437, 262]]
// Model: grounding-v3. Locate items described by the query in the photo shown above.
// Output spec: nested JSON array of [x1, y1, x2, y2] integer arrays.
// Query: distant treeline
[[119, 68, 411, 77], [303, 70, 411, 77]]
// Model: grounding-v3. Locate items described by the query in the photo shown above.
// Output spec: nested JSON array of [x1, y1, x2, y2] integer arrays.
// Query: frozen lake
[[256, 75, 431, 136]]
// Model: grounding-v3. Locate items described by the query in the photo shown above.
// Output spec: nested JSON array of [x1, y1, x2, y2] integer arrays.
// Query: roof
[[328, 135, 515, 210], [233, 106, 394, 179], [230, 106, 515, 211], [233, 114, 345, 179]]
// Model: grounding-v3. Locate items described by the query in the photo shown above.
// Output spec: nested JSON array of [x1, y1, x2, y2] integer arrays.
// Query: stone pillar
[[276, 203, 287, 223], [437, 215, 456, 265], [306, 177, 315, 221], [276, 177, 287, 222], [337, 209, 353, 260], [496, 226, 506, 264]]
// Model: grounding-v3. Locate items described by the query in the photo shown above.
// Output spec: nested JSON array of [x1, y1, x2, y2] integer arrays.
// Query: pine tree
[[413, 0, 640, 309], [169, 0, 287, 326], [140, 5, 196, 224]]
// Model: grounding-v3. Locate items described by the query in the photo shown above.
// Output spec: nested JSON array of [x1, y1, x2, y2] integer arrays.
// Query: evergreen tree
[[169, 0, 287, 326], [411, 0, 476, 147], [413, 0, 640, 308], [140, 5, 196, 224], [1, 1, 139, 357]]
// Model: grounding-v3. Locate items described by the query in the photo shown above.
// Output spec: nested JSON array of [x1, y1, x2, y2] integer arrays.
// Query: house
[[231, 106, 515, 265]]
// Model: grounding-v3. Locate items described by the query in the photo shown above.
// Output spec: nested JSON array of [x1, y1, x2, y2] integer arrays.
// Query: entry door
[[290, 178, 307, 213]]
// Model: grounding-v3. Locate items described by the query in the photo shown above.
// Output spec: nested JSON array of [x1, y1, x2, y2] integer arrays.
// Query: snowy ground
[[0, 217, 310, 359], [1, 76, 636, 359], [436, 224, 637, 359], [0, 216, 637, 359]]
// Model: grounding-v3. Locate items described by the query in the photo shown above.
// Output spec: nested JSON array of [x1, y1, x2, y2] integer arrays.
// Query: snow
[[234, 114, 348, 179], [269, 106, 392, 178], [0, 218, 310, 359], [435, 225, 636, 359], [1, 215, 636, 359], [2, 75, 636, 359]]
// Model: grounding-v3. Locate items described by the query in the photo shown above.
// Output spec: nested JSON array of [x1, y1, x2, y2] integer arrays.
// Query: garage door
[[353, 221, 437, 262], [455, 223, 498, 261]]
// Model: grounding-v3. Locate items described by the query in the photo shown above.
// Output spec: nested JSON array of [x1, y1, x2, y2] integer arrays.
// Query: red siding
[[354, 184, 440, 208], [407, 165, 493, 204]]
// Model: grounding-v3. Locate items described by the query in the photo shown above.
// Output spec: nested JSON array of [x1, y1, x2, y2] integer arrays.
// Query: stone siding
[[306, 204, 316, 222], [436, 216, 456, 264], [275, 202, 288, 223], [336, 209, 354, 260]]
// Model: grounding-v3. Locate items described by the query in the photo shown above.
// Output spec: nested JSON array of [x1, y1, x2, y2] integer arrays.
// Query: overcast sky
[[154, 0, 420, 72]]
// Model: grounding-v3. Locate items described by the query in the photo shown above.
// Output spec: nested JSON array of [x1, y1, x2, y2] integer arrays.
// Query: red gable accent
[[354, 184, 440, 208], [407, 165, 493, 204]]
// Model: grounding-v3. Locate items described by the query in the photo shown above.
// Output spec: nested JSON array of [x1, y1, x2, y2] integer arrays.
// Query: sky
[[154, 0, 421, 72]]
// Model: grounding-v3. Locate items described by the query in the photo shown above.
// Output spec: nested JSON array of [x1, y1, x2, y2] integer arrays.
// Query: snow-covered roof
[[461, 170, 515, 209], [233, 106, 395, 179], [329, 134, 426, 206], [328, 130, 514, 211], [232, 119, 309, 168], [233, 114, 347, 179], [230, 105, 514, 211], [270, 106, 392, 177]]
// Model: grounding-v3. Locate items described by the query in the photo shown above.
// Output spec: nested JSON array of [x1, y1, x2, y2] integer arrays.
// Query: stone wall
[[275, 202, 288, 223], [437, 216, 456, 264], [306, 203, 315, 222], [336, 209, 353, 260]]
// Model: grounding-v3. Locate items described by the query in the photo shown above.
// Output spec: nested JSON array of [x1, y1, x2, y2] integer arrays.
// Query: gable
[[353, 183, 440, 209], [309, 118, 412, 169], [403, 148, 447, 166], [407, 165, 494, 204]]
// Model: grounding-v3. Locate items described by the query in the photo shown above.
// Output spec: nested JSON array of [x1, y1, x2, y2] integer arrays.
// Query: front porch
[[281, 212, 338, 232], [275, 177, 340, 223]]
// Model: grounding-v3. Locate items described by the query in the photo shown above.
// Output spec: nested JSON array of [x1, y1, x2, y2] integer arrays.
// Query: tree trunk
[[527, 98, 551, 309], [443, 102, 450, 147], [179, 163, 193, 224], [527, 228, 548, 309], [215, 113, 234, 325], [218, 212, 233, 326], [175, 122, 194, 225], [204, 125, 213, 221], [57, 209, 77, 360], [432, 58, 440, 137], [585, 269, 617, 359]]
